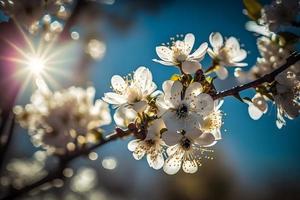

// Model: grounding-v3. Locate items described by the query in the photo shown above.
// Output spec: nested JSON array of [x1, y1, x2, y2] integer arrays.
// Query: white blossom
[[208, 32, 247, 80], [153, 33, 208, 74], [127, 119, 166, 170], [162, 128, 215, 175], [113, 105, 137, 128], [260, 0, 300, 32], [14, 85, 111, 153], [247, 94, 268, 120], [103, 66, 157, 113], [157, 80, 214, 132], [274, 65, 300, 128]]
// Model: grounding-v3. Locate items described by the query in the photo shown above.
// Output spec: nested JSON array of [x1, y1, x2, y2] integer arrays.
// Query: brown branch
[[0, 128, 132, 200], [212, 52, 300, 100]]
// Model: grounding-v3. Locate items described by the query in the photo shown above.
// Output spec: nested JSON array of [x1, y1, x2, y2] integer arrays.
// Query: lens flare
[[26, 56, 45, 76]]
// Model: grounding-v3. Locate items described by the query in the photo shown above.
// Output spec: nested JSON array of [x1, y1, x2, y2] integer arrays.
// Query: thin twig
[[0, 130, 129, 200], [212, 52, 300, 100]]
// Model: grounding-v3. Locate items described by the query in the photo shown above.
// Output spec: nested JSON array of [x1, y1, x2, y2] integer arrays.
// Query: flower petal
[[195, 132, 216, 147], [152, 59, 175, 66], [162, 130, 181, 146], [185, 128, 202, 140], [163, 149, 183, 175], [182, 61, 201, 74], [232, 49, 247, 62], [169, 81, 183, 107], [225, 36, 240, 50], [162, 80, 174, 95], [189, 42, 208, 61], [184, 82, 203, 105], [132, 100, 147, 113], [209, 32, 223, 50], [102, 92, 127, 105], [111, 75, 127, 92], [195, 93, 214, 116], [147, 152, 164, 170], [128, 139, 140, 151], [182, 160, 198, 174], [184, 33, 195, 55], [146, 118, 166, 139], [155, 46, 173, 62], [216, 66, 229, 80], [248, 103, 264, 120], [133, 144, 146, 160], [114, 106, 137, 127]]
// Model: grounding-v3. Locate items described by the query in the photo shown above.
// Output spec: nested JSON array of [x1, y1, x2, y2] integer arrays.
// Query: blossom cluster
[[102, 32, 247, 174], [238, 0, 300, 128], [14, 80, 111, 154]]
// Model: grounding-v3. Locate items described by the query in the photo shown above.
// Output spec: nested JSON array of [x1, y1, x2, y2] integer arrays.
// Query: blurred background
[[0, 0, 300, 199]]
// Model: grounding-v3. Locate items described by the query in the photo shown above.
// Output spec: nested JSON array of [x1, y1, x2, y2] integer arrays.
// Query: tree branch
[[0, 129, 131, 200], [212, 52, 300, 100]]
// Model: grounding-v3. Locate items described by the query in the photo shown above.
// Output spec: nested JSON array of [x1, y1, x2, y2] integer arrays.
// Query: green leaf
[[243, 0, 262, 21], [170, 74, 181, 81]]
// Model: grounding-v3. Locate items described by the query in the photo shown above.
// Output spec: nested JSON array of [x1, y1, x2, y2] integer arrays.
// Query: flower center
[[180, 137, 191, 150], [176, 103, 189, 119], [171, 41, 187, 62], [126, 86, 142, 103]]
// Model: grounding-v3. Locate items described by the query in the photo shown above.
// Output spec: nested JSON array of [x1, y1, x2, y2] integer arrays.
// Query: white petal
[[232, 49, 247, 62], [229, 62, 248, 67], [195, 132, 216, 147], [216, 66, 229, 80], [225, 37, 240, 50], [185, 128, 202, 140], [147, 152, 164, 170], [128, 139, 140, 151], [189, 42, 208, 61], [133, 145, 146, 160], [195, 93, 214, 116], [147, 118, 166, 139], [152, 59, 175, 66], [207, 48, 217, 59], [162, 130, 181, 146], [166, 144, 179, 156], [184, 82, 203, 105], [248, 104, 264, 120], [182, 61, 201, 74], [162, 110, 190, 132], [132, 101, 147, 113], [184, 33, 195, 55], [209, 32, 223, 50], [155, 46, 173, 62], [212, 129, 222, 140], [114, 106, 137, 127], [169, 81, 183, 107], [182, 160, 198, 174], [134, 67, 157, 96], [102, 92, 127, 105], [162, 80, 174, 95], [111, 75, 127, 92], [163, 150, 183, 175]]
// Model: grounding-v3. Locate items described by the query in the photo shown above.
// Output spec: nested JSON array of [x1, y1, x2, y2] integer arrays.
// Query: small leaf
[[170, 74, 181, 81], [243, 0, 262, 21]]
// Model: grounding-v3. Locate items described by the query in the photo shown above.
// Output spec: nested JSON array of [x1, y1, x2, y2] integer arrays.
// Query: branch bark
[[0, 130, 129, 200], [212, 52, 300, 100]]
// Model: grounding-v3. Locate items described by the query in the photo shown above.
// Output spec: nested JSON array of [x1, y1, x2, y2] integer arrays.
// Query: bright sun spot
[[27, 56, 45, 75]]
